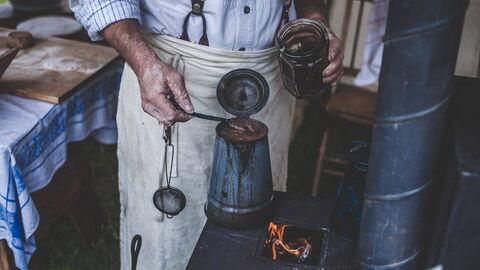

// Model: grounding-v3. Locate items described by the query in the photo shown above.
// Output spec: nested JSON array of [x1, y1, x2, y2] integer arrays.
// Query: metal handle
[[166, 94, 227, 122], [131, 235, 142, 270], [189, 112, 227, 122]]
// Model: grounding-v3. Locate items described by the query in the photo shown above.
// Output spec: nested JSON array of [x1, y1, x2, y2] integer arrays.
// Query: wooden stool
[[309, 0, 377, 196]]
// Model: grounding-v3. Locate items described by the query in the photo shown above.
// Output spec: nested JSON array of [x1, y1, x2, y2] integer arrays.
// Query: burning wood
[[265, 222, 312, 263]]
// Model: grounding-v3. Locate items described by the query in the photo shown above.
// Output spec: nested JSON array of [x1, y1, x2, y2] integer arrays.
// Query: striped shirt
[[70, 0, 297, 51]]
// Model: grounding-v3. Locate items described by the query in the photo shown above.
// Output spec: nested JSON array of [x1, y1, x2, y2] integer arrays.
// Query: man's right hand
[[138, 59, 193, 126], [102, 19, 194, 126]]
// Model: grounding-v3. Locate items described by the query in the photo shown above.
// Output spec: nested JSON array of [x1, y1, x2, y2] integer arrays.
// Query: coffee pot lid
[[217, 69, 269, 117]]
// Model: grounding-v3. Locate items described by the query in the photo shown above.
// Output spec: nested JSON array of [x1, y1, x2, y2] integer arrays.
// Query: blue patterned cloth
[[0, 61, 124, 269]]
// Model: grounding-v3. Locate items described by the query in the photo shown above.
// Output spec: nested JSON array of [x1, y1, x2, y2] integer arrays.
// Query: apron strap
[[180, 0, 209, 46], [276, 0, 293, 34]]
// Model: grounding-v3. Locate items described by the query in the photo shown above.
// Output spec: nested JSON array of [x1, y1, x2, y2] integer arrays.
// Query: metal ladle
[[153, 126, 186, 218], [152, 114, 225, 218], [152, 97, 227, 218]]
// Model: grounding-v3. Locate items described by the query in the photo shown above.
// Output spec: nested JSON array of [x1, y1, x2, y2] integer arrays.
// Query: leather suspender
[[181, 0, 209, 46], [181, 0, 292, 47], [276, 0, 293, 34]]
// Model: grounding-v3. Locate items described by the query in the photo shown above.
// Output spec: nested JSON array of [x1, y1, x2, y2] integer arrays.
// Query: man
[[71, 0, 343, 269]]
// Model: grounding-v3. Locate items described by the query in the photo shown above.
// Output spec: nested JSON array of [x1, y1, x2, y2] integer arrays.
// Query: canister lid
[[217, 69, 269, 117]]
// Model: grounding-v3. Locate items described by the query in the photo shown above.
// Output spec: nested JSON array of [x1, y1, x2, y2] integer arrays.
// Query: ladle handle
[[166, 94, 227, 122], [131, 234, 142, 270], [189, 112, 227, 122]]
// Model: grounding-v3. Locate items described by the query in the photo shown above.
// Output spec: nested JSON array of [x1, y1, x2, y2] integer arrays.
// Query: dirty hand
[[138, 58, 194, 126], [323, 29, 344, 88]]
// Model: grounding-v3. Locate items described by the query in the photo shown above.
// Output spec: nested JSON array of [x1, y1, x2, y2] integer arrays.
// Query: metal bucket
[[205, 69, 274, 229]]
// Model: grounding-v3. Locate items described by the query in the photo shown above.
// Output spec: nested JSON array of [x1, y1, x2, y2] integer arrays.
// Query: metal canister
[[330, 141, 369, 242], [276, 18, 331, 98], [205, 69, 274, 229]]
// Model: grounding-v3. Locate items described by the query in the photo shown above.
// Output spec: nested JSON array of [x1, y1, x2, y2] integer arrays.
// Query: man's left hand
[[323, 29, 344, 88]]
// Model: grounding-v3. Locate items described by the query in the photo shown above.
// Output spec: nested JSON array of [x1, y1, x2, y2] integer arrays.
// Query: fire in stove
[[259, 221, 328, 267], [267, 222, 312, 262]]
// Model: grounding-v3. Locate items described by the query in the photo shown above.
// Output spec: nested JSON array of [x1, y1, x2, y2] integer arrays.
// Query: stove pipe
[[356, 0, 468, 269]]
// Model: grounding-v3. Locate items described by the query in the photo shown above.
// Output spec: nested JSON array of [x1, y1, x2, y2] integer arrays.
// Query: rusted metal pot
[[205, 69, 274, 229]]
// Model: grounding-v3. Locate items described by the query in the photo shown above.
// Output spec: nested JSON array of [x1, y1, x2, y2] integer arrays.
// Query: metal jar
[[276, 18, 331, 98], [205, 69, 274, 229]]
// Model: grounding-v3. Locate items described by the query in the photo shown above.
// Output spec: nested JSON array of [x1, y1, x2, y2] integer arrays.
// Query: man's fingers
[[143, 94, 192, 126], [171, 108, 192, 123], [324, 68, 344, 86], [328, 32, 342, 61], [325, 29, 344, 83], [323, 52, 344, 78], [328, 43, 341, 62], [323, 65, 343, 83], [142, 102, 173, 125], [167, 73, 194, 113], [156, 94, 192, 123]]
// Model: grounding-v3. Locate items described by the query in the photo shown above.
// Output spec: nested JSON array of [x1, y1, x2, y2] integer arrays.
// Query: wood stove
[[187, 192, 354, 269]]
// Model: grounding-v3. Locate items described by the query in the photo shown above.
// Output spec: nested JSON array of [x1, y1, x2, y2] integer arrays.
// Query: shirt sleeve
[[70, 0, 141, 41]]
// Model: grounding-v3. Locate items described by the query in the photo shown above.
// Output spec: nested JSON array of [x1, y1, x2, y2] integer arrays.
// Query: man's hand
[[102, 19, 193, 126], [295, 0, 344, 88], [323, 30, 344, 88], [138, 59, 193, 126]]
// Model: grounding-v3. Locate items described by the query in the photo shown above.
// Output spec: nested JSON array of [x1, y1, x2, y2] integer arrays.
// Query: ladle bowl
[[153, 186, 186, 218]]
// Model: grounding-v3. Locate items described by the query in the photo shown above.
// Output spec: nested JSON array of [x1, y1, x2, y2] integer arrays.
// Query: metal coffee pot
[[205, 69, 274, 229]]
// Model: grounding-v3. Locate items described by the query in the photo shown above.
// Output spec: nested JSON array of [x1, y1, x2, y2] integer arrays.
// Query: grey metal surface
[[425, 77, 480, 269], [356, 0, 468, 269], [188, 192, 355, 270]]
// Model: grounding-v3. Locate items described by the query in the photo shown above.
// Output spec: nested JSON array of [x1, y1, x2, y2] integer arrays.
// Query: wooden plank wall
[[329, 0, 480, 79]]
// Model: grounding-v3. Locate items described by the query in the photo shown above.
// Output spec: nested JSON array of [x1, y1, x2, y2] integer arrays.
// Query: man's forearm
[[295, 0, 329, 26], [102, 19, 158, 76], [101, 19, 193, 124]]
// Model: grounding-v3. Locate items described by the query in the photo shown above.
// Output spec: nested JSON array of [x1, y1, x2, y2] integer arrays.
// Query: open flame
[[266, 222, 312, 262]]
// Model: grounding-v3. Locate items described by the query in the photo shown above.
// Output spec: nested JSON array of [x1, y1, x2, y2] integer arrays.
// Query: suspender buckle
[[181, 0, 209, 46], [192, 0, 205, 15]]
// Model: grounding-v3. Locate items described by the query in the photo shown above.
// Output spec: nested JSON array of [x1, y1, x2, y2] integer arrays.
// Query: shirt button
[[244, 6, 250, 14], [239, 47, 246, 51]]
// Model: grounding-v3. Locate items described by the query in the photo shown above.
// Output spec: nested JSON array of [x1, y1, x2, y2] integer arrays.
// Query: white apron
[[117, 34, 295, 270]]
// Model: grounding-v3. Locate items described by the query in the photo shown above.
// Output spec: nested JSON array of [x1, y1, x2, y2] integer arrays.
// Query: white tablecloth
[[0, 61, 123, 269]]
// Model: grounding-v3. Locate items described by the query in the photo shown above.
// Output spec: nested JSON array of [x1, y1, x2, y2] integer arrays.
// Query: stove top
[[187, 192, 354, 269]]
